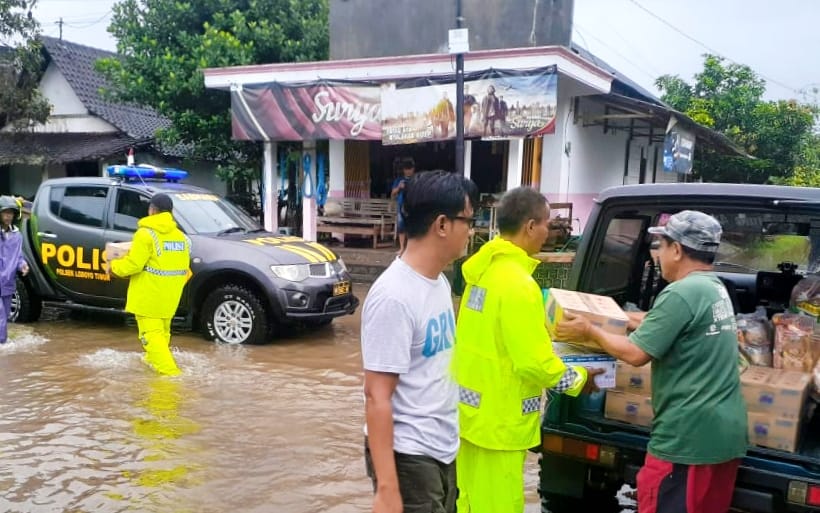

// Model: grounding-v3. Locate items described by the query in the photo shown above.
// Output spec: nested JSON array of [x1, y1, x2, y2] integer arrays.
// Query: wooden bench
[[318, 197, 397, 248]]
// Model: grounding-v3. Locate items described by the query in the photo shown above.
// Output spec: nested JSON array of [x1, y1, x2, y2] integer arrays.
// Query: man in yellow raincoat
[[454, 187, 602, 513], [110, 194, 190, 376]]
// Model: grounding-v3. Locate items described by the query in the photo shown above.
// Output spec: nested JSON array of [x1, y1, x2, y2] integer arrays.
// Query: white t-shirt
[[361, 257, 459, 464]]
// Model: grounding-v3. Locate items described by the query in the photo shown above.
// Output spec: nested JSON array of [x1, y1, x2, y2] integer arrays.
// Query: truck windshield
[[672, 210, 819, 274], [170, 193, 262, 235]]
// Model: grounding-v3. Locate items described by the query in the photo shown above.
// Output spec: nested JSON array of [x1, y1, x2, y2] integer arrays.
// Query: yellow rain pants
[[456, 438, 528, 513], [136, 316, 180, 376]]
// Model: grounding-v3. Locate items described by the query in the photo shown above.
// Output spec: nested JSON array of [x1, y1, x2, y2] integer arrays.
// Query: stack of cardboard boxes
[[605, 362, 653, 427], [544, 288, 815, 453], [742, 366, 812, 453], [545, 289, 626, 389]]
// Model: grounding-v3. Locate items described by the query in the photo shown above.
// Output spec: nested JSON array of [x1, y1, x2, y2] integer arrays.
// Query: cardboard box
[[553, 342, 617, 389], [545, 289, 630, 346], [741, 367, 812, 419], [105, 241, 132, 261], [615, 361, 652, 395], [604, 389, 654, 427], [747, 412, 801, 453]]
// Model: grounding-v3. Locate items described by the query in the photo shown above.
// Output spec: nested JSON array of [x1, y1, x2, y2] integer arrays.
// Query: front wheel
[[10, 276, 42, 323], [201, 284, 269, 345]]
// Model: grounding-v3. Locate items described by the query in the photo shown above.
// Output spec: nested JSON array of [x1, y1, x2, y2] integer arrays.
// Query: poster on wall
[[380, 67, 558, 146], [231, 82, 382, 141], [663, 116, 696, 175]]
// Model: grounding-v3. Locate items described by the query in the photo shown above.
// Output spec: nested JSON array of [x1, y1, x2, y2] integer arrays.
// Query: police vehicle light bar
[[107, 165, 189, 182]]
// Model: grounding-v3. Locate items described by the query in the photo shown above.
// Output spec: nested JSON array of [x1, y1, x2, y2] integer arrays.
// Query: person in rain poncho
[[454, 187, 602, 513], [0, 196, 29, 343], [109, 194, 190, 376]]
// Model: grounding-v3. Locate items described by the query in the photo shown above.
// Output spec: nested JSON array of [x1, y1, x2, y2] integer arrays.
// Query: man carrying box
[[556, 210, 747, 513], [454, 186, 602, 513], [108, 194, 190, 376]]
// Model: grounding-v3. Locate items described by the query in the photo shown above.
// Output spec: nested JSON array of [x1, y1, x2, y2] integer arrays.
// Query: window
[[52, 186, 108, 227], [590, 217, 647, 294], [113, 189, 150, 231]]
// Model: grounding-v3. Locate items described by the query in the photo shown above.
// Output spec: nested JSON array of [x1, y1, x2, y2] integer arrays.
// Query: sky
[[30, 0, 820, 103]]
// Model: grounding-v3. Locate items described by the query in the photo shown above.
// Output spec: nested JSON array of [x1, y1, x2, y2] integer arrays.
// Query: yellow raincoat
[[111, 212, 190, 376], [454, 237, 587, 513]]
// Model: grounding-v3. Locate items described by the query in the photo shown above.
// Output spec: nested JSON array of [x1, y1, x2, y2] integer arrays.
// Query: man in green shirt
[[556, 210, 747, 513]]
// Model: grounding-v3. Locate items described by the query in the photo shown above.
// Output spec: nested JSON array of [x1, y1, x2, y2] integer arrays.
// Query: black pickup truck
[[539, 183, 820, 513], [10, 165, 358, 344]]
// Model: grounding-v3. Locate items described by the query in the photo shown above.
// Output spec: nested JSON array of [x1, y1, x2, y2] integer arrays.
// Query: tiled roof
[[570, 42, 667, 106], [0, 132, 140, 165], [41, 36, 171, 141]]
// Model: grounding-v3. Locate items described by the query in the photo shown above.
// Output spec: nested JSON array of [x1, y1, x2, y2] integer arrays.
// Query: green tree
[[0, 0, 51, 129], [98, 0, 328, 185], [656, 55, 816, 184]]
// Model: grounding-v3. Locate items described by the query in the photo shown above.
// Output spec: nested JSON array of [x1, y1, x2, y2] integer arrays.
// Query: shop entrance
[[470, 140, 508, 195], [368, 141, 456, 198]]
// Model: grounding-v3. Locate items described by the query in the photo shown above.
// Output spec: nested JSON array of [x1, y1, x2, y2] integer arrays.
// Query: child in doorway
[[0, 196, 29, 343]]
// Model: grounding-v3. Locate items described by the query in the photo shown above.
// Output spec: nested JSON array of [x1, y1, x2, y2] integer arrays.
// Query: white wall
[[15, 62, 120, 134], [540, 90, 669, 232]]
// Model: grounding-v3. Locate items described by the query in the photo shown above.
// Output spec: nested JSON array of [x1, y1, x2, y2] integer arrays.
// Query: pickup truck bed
[[538, 183, 820, 513]]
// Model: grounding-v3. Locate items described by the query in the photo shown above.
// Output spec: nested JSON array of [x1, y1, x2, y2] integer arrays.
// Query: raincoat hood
[[138, 212, 178, 234], [462, 237, 540, 284]]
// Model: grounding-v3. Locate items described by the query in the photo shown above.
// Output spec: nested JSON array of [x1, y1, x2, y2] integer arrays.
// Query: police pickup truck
[[10, 165, 358, 344], [539, 184, 819, 513]]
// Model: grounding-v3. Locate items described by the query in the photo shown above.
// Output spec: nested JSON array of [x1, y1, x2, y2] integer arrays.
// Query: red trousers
[[637, 453, 740, 513]]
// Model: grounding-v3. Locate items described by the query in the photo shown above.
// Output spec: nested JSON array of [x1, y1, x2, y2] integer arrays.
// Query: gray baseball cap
[[648, 210, 722, 253]]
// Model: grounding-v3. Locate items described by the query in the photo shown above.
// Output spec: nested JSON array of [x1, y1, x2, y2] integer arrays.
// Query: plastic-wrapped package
[[814, 358, 820, 395], [737, 307, 773, 367], [772, 313, 816, 372], [790, 274, 820, 317]]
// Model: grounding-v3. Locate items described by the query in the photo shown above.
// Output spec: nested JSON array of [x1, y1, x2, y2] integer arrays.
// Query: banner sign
[[231, 82, 382, 141], [663, 116, 696, 175], [380, 67, 558, 145]]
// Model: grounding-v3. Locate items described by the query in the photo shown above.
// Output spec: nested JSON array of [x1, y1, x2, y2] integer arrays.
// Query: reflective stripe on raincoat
[[454, 237, 586, 451], [110, 212, 191, 319]]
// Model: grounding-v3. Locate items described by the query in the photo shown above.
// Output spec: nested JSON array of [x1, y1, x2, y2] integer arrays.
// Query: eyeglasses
[[450, 215, 476, 229]]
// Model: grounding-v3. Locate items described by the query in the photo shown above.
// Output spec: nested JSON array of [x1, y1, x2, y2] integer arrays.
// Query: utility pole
[[451, 0, 468, 175], [57, 18, 63, 40]]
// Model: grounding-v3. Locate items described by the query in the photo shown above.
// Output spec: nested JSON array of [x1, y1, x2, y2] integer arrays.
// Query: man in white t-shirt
[[362, 170, 478, 513]]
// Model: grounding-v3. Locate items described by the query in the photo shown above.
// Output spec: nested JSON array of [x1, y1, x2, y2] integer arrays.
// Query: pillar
[[506, 139, 524, 190], [262, 142, 278, 233], [328, 140, 345, 198], [463, 140, 473, 180], [302, 141, 318, 242]]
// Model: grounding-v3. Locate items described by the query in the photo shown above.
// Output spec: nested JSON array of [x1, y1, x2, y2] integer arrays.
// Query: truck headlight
[[270, 264, 310, 282], [332, 258, 348, 273]]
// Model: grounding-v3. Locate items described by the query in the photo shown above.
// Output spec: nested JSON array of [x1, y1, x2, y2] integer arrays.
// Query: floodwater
[[0, 286, 546, 513]]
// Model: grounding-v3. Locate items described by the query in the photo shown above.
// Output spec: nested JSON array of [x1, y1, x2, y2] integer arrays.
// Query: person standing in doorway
[[390, 157, 416, 256], [0, 196, 29, 344], [109, 193, 190, 376], [362, 170, 478, 513]]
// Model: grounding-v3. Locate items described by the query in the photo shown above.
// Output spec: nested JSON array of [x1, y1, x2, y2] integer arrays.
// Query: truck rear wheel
[[10, 277, 42, 323], [201, 284, 269, 345]]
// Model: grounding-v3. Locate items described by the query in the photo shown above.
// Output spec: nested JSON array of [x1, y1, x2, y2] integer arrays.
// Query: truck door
[[36, 184, 112, 299], [101, 187, 151, 301]]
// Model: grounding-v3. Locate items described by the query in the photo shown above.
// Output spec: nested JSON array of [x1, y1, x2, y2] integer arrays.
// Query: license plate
[[333, 281, 351, 296]]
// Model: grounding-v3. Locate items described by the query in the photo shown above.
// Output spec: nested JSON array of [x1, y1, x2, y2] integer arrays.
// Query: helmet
[[0, 195, 20, 216]]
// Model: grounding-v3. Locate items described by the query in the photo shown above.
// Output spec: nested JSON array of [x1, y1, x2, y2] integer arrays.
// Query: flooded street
[[0, 285, 543, 513]]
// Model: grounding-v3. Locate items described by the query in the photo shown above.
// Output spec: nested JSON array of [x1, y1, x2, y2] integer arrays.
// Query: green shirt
[[630, 272, 748, 464]]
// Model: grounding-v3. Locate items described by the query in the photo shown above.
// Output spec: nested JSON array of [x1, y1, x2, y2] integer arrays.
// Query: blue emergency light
[[107, 165, 189, 182]]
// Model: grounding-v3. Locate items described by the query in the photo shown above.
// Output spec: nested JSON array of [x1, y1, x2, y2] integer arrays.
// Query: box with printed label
[[604, 389, 654, 427], [105, 241, 132, 261], [545, 289, 630, 347], [741, 367, 811, 419], [615, 361, 652, 395], [553, 342, 617, 389], [747, 412, 801, 453]]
